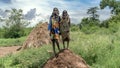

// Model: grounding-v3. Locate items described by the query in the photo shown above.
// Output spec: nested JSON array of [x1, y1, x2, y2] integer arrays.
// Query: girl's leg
[[52, 39, 56, 56], [56, 39, 60, 51]]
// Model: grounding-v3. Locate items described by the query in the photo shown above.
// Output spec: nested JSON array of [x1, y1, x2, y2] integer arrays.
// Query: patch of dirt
[[21, 22, 51, 50], [43, 49, 89, 68], [0, 46, 21, 57]]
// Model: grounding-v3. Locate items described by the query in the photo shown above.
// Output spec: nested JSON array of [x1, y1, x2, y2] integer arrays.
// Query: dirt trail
[[0, 46, 20, 57]]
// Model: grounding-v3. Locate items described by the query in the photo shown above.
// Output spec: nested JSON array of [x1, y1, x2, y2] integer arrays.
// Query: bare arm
[[68, 18, 71, 27]]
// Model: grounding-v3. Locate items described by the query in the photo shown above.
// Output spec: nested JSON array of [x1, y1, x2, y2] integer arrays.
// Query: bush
[[108, 21, 119, 33], [70, 24, 79, 31], [1, 8, 30, 38], [3, 25, 25, 38], [80, 25, 99, 34], [0, 28, 4, 38], [79, 17, 100, 34]]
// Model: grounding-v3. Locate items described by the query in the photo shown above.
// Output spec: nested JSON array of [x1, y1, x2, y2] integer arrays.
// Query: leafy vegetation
[[0, 9, 30, 38], [0, 27, 32, 46], [100, 0, 120, 15], [79, 0, 120, 34], [79, 6, 100, 34]]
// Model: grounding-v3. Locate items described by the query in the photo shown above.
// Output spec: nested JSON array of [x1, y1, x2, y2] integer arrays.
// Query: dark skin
[[61, 10, 70, 49], [63, 37, 70, 49], [52, 39, 60, 56], [50, 8, 61, 57], [50, 28, 61, 57]]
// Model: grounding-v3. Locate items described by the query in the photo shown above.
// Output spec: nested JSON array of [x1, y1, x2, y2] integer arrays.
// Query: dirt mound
[[43, 49, 89, 68], [21, 22, 51, 50]]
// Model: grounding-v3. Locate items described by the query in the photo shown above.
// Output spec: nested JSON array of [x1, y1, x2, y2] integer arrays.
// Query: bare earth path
[[0, 46, 21, 57]]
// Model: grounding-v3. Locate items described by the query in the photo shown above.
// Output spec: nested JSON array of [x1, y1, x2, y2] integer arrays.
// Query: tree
[[79, 7, 100, 34], [100, 0, 120, 15], [100, 0, 120, 28], [87, 7, 99, 20], [3, 8, 29, 38]]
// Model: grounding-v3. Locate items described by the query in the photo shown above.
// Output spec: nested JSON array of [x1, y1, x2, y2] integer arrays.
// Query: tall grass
[[0, 45, 52, 68], [70, 29, 120, 68]]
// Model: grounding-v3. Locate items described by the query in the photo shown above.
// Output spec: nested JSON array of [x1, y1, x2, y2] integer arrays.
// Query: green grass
[[0, 27, 32, 47], [0, 45, 52, 68], [0, 36, 26, 47], [69, 29, 120, 68], [0, 28, 120, 68]]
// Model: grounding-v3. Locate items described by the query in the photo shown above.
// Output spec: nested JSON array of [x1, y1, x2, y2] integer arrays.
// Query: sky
[[0, 0, 111, 27]]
